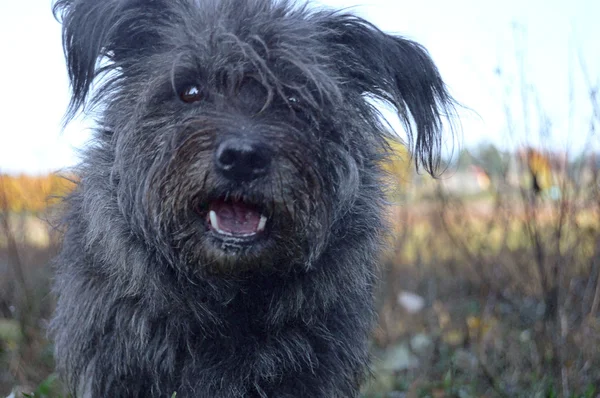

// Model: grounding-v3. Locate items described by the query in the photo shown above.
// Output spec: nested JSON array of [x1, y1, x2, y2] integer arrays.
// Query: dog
[[50, 0, 454, 396]]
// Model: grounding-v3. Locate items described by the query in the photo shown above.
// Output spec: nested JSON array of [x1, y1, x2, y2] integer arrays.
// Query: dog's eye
[[180, 85, 203, 103]]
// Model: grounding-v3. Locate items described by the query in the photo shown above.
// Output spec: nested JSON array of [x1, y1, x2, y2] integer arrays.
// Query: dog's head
[[54, 0, 455, 275]]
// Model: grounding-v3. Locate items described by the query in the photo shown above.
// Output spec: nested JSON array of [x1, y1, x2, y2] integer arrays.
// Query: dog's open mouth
[[207, 199, 268, 238]]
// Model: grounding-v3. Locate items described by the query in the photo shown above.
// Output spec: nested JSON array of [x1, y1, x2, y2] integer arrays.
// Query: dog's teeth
[[209, 210, 235, 236], [209, 210, 219, 229], [257, 215, 267, 232], [210, 210, 266, 237], [209, 210, 232, 236]]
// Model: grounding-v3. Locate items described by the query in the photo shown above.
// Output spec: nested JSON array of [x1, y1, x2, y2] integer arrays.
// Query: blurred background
[[1, 0, 599, 397]]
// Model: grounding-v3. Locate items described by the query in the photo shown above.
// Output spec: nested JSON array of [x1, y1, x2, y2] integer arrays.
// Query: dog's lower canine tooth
[[209, 210, 219, 230], [257, 215, 267, 232]]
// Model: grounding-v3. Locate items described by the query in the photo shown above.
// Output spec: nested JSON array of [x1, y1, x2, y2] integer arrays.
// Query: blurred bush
[[0, 174, 74, 214], [366, 142, 600, 398], [0, 174, 70, 395]]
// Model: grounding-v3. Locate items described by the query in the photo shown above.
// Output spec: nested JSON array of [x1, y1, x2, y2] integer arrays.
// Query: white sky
[[1, 0, 598, 174]]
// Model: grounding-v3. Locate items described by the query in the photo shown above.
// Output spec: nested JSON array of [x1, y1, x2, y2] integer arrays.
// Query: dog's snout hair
[[50, 0, 456, 396]]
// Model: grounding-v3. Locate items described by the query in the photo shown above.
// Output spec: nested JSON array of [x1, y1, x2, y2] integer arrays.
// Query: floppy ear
[[53, 0, 165, 120], [323, 15, 455, 175]]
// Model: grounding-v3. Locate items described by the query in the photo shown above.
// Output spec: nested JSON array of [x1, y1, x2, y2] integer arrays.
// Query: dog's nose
[[215, 138, 271, 181]]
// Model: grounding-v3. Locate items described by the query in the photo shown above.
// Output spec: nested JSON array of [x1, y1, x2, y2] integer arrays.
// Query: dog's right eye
[[180, 85, 203, 103]]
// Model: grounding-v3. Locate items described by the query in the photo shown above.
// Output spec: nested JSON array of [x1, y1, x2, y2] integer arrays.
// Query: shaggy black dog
[[51, 0, 454, 396]]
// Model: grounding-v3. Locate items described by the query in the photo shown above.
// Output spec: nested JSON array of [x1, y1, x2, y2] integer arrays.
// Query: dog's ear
[[323, 15, 455, 174], [53, 0, 165, 120]]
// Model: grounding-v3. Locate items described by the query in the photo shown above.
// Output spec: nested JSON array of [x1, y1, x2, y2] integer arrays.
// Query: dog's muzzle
[[214, 138, 271, 183]]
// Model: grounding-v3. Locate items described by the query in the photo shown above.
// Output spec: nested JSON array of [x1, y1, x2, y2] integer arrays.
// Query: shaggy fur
[[51, 0, 454, 396]]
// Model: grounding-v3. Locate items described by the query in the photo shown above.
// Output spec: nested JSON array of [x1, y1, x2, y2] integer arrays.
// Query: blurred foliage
[[0, 174, 75, 214], [20, 374, 61, 398], [383, 138, 413, 196], [364, 138, 600, 397], [526, 148, 553, 192]]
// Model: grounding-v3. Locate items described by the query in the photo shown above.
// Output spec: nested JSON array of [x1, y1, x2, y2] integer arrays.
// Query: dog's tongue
[[209, 200, 263, 235]]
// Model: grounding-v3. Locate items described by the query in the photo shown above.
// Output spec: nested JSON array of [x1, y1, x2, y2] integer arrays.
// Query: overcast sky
[[1, 0, 598, 174]]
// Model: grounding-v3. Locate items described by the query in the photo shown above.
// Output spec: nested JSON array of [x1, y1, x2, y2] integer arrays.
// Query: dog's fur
[[51, 0, 454, 396]]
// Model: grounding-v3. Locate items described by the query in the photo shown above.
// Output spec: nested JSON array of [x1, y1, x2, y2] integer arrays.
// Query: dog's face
[[55, 0, 454, 275]]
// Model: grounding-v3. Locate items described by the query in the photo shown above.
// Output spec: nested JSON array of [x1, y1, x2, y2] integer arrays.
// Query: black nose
[[215, 138, 271, 182]]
